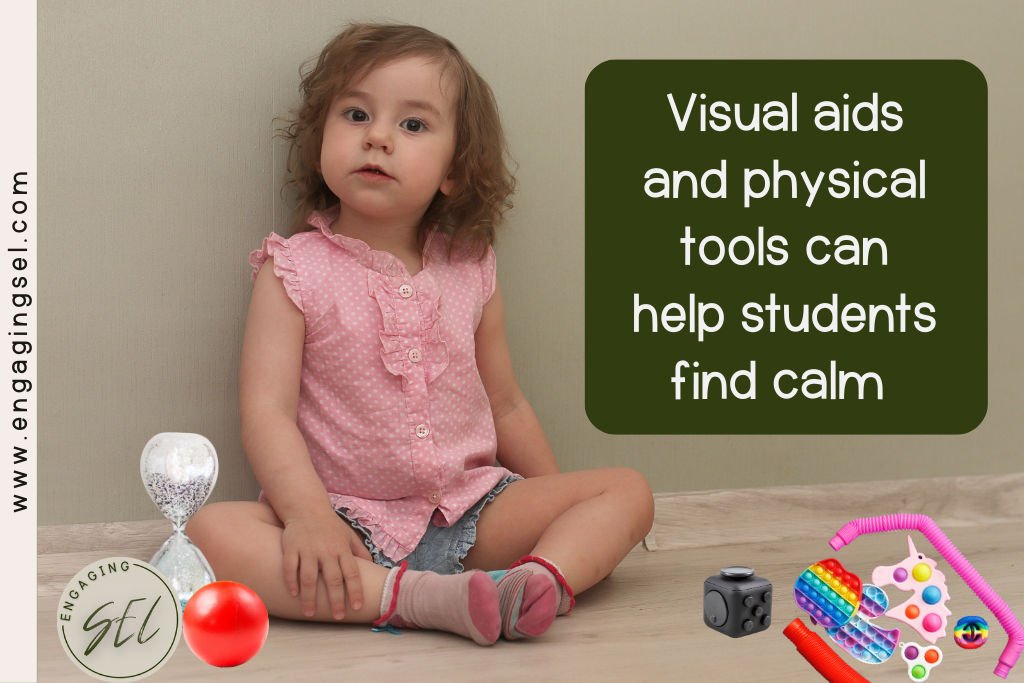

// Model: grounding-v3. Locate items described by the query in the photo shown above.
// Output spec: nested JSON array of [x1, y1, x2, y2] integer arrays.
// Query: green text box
[[585, 60, 986, 434]]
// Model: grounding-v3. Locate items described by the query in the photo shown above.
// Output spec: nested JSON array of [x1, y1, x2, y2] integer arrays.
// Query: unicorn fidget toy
[[872, 535, 952, 644]]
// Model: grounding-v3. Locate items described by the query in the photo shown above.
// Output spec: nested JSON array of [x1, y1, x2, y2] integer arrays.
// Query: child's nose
[[363, 120, 392, 152]]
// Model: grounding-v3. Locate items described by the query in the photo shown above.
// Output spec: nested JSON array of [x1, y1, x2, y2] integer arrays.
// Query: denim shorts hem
[[448, 473, 520, 573], [336, 473, 521, 575], [336, 514, 397, 569]]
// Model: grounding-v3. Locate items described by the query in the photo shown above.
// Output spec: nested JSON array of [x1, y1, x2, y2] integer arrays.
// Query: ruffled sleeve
[[249, 233, 303, 313], [481, 244, 497, 304]]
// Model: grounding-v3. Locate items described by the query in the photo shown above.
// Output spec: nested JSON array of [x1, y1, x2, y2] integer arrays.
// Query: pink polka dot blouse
[[249, 205, 516, 561]]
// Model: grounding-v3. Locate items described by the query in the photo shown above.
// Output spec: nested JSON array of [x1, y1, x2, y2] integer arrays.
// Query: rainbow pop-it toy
[[794, 558, 862, 629], [825, 583, 901, 663], [872, 536, 951, 644]]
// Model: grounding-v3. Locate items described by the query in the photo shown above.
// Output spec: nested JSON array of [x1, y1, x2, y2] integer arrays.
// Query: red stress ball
[[183, 581, 269, 667]]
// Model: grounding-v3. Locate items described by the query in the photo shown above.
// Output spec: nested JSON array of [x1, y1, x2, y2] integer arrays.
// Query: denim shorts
[[336, 474, 521, 575]]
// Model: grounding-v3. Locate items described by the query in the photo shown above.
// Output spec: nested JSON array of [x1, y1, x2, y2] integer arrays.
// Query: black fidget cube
[[703, 567, 773, 637]]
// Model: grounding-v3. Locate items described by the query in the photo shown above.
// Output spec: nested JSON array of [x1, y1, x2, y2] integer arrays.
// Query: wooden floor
[[38, 473, 1024, 682]]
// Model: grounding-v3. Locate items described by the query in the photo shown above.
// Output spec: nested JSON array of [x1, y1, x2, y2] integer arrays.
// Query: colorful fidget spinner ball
[[953, 615, 989, 649], [183, 581, 269, 667], [900, 642, 942, 681]]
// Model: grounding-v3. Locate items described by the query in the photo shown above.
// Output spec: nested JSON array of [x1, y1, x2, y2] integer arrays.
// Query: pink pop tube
[[830, 514, 1023, 679]]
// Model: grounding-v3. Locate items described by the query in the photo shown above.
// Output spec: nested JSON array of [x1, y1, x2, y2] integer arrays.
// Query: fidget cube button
[[794, 558, 862, 629], [900, 642, 942, 681], [703, 566, 773, 638]]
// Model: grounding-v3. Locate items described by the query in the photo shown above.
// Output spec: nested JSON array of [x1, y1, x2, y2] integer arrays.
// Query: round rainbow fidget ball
[[954, 616, 989, 649]]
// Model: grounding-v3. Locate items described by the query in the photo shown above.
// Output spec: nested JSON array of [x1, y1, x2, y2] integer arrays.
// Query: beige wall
[[39, 1, 1024, 525]]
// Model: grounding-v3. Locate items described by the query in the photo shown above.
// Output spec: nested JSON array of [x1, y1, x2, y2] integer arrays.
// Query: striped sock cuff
[[372, 561, 408, 628], [509, 555, 575, 614]]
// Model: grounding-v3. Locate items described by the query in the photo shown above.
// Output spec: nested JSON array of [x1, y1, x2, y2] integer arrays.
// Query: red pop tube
[[784, 618, 872, 683]]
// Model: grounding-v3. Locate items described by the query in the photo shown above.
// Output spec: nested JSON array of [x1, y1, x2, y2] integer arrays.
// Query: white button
[[415, 423, 430, 439], [399, 284, 413, 298], [409, 348, 422, 363], [428, 490, 442, 504]]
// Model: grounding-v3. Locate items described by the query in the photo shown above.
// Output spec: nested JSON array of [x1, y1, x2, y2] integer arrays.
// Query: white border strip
[[1, 1, 37, 681]]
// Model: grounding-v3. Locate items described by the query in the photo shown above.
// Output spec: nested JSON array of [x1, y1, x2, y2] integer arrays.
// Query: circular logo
[[58, 557, 182, 681]]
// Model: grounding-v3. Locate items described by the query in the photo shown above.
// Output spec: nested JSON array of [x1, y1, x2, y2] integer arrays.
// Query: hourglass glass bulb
[[141, 433, 219, 607], [141, 433, 218, 527]]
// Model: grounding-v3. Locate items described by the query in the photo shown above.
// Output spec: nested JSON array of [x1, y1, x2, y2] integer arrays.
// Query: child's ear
[[439, 169, 456, 196]]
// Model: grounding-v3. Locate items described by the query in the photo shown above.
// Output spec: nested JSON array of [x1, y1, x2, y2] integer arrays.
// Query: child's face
[[320, 56, 458, 227]]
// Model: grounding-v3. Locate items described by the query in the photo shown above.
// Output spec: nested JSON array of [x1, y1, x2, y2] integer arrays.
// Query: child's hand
[[280, 511, 374, 619]]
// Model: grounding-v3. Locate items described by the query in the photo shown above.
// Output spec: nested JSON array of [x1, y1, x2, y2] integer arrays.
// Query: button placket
[[393, 276, 441, 498]]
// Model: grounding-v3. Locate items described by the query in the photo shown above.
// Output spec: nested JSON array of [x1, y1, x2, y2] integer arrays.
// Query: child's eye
[[400, 118, 427, 133], [343, 108, 369, 122]]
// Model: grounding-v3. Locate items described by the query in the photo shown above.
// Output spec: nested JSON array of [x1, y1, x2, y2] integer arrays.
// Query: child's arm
[[240, 258, 370, 618], [475, 278, 561, 478]]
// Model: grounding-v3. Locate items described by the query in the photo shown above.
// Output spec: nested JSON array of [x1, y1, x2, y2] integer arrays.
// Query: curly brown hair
[[276, 23, 516, 259]]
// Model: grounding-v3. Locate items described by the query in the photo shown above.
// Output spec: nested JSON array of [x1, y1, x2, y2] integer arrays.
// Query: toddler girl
[[188, 22, 654, 645]]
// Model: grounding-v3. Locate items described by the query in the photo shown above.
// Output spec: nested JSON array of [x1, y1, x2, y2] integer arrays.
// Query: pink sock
[[373, 562, 501, 646], [496, 555, 574, 640]]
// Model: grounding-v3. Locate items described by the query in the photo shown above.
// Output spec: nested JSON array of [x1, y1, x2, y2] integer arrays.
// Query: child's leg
[[187, 502, 501, 644], [186, 501, 387, 623], [461, 467, 654, 636], [464, 466, 654, 591]]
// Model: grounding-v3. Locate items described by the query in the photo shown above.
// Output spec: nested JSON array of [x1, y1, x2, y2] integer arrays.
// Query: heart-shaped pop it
[[900, 641, 943, 681], [825, 584, 901, 663], [873, 536, 951, 644], [794, 559, 862, 629]]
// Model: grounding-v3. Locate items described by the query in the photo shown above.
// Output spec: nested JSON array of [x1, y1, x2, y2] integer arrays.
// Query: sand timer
[[141, 432, 218, 609]]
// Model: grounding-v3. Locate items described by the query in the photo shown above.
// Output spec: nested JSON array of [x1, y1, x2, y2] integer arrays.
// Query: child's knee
[[185, 503, 222, 555], [607, 466, 653, 497], [610, 467, 655, 533], [185, 502, 247, 561]]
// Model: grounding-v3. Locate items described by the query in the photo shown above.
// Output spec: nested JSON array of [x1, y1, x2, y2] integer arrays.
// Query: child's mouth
[[356, 166, 393, 180]]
